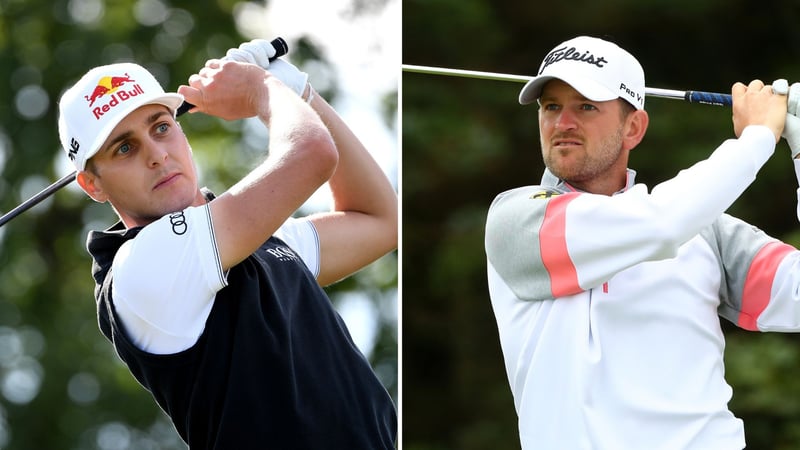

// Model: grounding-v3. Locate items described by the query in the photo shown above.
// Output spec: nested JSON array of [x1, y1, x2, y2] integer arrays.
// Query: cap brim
[[82, 92, 184, 168], [519, 71, 619, 105], [519, 76, 552, 105]]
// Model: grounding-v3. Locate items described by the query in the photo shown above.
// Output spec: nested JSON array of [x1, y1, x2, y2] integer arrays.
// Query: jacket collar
[[540, 168, 637, 194]]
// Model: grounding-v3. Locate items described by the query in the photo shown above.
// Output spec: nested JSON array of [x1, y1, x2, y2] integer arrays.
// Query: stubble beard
[[542, 126, 624, 184]]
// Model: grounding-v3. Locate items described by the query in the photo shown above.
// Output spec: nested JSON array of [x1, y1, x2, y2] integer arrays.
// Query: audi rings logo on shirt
[[169, 211, 188, 235]]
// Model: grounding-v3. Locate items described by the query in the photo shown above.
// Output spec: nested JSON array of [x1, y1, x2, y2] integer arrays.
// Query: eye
[[156, 122, 169, 133], [579, 103, 598, 111], [116, 142, 131, 155], [541, 103, 560, 111]]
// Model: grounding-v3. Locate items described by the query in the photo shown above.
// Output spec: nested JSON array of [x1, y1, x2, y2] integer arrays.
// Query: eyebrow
[[102, 109, 172, 154]]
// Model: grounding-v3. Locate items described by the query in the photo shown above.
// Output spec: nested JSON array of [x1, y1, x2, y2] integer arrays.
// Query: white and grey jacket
[[485, 125, 800, 450]]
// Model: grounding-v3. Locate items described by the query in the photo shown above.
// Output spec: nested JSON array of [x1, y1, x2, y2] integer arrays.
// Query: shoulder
[[112, 204, 225, 294], [487, 184, 574, 230], [114, 207, 206, 264], [490, 185, 569, 209]]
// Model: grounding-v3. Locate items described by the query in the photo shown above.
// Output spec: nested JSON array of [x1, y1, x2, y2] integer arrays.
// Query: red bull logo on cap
[[84, 73, 145, 120]]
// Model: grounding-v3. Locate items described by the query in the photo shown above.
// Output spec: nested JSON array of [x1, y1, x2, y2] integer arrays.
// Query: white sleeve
[[273, 217, 321, 277], [111, 204, 227, 354]]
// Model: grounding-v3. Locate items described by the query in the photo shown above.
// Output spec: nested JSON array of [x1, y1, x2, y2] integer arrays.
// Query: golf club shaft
[[402, 64, 733, 107], [0, 37, 289, 228], [0, 172, 76, 227]]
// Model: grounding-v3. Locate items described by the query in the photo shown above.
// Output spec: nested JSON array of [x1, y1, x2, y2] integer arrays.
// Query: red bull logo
[[84, 73, 145, 120]]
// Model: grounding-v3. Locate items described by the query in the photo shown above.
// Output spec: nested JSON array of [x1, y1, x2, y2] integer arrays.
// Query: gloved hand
[[224, 39, 277, 67], [266, 59, 309, 96], [788, 82, 800, 116], [781, 82, 800, 158], [224, 39, 309, 97], [783, 112, 800, 159]]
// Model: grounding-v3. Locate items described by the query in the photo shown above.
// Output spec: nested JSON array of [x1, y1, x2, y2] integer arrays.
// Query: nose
[[554, 109, 578, 131], [146, 142, 169, 168]]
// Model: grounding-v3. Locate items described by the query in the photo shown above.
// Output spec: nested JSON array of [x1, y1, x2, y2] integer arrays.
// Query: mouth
[[552, 137, 583, 148], [153, 172, 181, 190]]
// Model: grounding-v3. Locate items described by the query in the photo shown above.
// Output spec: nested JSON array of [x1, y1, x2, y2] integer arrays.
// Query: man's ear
[[76, 170, 108, 203], [622, 109, 649, 152]]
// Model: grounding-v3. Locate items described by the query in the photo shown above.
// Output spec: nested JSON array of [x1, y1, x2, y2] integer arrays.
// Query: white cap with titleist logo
[[58, 63, 184, 171], [519, 36, 645, 110]]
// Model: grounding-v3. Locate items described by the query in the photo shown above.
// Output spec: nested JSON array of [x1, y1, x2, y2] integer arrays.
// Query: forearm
[[212, 78, 338, 270], [308, 87, 397, 220], [305, 86, 398, 285]]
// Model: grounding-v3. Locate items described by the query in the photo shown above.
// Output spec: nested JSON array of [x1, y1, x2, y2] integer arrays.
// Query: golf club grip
[[685, 90, 732, 107], [0, 37, 290, 228], [175, 36, 289, 117]]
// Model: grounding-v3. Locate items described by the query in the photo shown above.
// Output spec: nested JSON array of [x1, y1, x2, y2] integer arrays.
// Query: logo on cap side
[[539, 46, 608, 75], [620, 83, 643, 107], [68, 138, 80, 161], [83, 73, 145, 120]]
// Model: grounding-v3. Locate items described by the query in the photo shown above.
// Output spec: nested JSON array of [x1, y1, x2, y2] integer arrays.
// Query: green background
[[402, 0, 800, 449]]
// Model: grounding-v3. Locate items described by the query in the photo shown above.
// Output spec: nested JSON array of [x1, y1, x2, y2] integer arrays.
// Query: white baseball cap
[[58, 63, 184, 171], [519, 36, 645, 110]]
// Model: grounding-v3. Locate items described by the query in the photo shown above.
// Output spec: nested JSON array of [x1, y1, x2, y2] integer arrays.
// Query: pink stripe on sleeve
[[540, 193, 581, 297], [739, 242, 796, 330]]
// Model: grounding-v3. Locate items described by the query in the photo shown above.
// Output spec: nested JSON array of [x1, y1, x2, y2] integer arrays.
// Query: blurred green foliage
[[0, 0, 397, 448], [403, 0, 800, 449]]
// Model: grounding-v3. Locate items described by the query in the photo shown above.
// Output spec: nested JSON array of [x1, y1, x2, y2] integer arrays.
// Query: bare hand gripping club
[[0, 37, 288, 228], [402, 64, 735, 106]]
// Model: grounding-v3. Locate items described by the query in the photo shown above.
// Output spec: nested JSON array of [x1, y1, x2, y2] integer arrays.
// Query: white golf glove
[[782, 82, 800, 158], [788, 82, 800, 116], [224, 39, 309, 97], [266, 59, 309, 96], [783, 113, 800, 159], [224, 39, 277, 67]]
